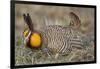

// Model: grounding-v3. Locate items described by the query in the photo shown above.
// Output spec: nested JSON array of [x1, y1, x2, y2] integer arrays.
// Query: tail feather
[[69, 12, 81, 30]]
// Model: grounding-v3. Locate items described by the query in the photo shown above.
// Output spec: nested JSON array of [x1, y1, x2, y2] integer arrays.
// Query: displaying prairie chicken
[[23, 12, 83, 58]]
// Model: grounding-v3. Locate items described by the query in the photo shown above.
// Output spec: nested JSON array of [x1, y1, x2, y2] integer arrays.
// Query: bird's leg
[[55, 53, 59, 59], [46, 51, 51, 57]]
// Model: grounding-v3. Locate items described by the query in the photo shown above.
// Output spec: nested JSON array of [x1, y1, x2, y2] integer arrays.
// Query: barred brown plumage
[[40, 25, 83, 57], [23, 12, 83, 58]]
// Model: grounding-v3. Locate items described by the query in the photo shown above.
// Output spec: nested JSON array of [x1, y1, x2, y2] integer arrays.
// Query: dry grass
[[15, 36, 94, 65]]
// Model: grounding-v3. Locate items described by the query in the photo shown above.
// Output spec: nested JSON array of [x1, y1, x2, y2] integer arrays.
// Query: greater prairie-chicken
[[23, 12, 83, 58]]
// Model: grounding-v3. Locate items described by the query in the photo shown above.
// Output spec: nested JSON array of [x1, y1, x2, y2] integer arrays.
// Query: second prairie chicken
[[23, 12, 83, 58]]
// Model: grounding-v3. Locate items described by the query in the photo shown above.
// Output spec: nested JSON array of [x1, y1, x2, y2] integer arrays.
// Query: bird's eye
[[23, 29, 29, 37]]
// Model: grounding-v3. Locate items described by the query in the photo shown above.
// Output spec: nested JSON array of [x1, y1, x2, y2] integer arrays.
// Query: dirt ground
[[15, 4, 95, 66]]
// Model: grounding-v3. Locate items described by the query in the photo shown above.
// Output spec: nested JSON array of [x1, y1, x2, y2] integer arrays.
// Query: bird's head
[[23, 13, 42, 48]]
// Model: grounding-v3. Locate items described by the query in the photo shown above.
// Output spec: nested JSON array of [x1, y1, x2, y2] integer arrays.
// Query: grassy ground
[[15, 36, 94, 65], [15, 4, 95, 66]]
